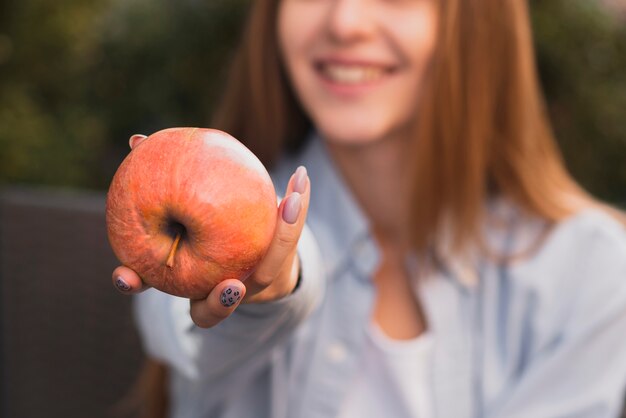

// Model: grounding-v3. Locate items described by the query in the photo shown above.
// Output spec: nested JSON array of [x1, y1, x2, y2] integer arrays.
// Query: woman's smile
[[278, 0, 438, 145], [314, 58, 397, 97], [316, 59, 394, 84]]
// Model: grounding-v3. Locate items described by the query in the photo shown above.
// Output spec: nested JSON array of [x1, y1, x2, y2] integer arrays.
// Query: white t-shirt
[[338, 323, 433, 418]]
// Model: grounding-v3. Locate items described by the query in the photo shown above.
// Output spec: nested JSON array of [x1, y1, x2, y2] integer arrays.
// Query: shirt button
[[327, 342, 348, 364]]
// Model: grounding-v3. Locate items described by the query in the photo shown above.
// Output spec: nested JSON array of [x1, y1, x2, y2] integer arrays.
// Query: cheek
[[402, 7, 438, 75], [277, 3, 319, 68], [277, 3, 325, 117], [388, 9, 439, 109]]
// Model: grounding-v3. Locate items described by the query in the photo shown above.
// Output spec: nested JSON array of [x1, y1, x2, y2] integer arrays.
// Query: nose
[[326, 0, 375, 43]]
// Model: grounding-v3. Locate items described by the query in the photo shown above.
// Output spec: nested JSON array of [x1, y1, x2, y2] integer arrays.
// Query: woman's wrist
[[245, 254, 301, 303]]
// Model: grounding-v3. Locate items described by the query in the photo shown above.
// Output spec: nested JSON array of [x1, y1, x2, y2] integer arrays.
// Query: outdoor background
[[0, 0, 625, 203], [0, 0, 625, 417]]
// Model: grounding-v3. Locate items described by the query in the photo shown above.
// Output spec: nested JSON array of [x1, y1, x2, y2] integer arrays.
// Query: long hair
[[211, 0, 309, 166], [213, 0, 619, 256], [408, 0, 591, 254]]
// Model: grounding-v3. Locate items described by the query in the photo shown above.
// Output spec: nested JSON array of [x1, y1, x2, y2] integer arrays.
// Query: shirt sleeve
[[132, 222, 325, 383], [487, 214, 626, 418]]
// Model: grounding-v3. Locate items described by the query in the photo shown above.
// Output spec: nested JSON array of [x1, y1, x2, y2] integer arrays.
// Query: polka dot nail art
[[220, 286, 242, 307], [115, 277, 131, 292]]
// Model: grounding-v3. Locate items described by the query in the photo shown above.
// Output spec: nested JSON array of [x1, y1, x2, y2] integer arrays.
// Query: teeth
[[322, 64, 386, 84]]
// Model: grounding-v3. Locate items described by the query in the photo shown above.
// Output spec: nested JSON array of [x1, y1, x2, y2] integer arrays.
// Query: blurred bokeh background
[[0, 0, 625, 201], [0, 0, 625, 417]]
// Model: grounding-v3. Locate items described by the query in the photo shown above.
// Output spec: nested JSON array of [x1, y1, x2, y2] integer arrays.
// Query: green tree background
[[0, 0, 625, 204]]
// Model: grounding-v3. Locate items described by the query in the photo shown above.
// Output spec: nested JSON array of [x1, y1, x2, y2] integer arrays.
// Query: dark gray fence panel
[[0, 187, 143, 418]]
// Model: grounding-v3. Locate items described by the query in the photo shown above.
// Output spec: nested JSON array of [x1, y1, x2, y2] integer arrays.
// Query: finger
[[290, 165, 308, 195], [129, 134, 148, 150], [112, 265, 152, 295], [189, 280, 246, 328], [251, 166, 310, 290]]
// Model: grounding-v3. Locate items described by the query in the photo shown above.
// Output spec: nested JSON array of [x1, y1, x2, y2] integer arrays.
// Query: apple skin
[[106, 128, 277, 299]]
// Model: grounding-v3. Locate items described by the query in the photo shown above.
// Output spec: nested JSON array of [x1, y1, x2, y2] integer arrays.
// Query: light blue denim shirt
[[134, 135, 626, 418]]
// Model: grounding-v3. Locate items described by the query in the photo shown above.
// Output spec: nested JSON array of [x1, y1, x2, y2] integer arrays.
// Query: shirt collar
[[295, 133, 380, 280], [280, 134, 532, 287]]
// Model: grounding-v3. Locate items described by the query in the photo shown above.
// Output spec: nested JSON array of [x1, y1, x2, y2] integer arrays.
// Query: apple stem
[[166, 232, 182, 268]]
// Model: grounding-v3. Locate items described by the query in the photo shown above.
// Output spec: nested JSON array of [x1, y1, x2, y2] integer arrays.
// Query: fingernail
[[283, 192, 301, 224], [220, 286, 243, 307], [293, 166, 308, 194], [129, 134, 147, 149], [115, 276, 131, 292]]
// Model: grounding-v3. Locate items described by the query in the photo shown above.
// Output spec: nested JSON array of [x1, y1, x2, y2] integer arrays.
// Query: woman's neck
[[326, 134, 427, 340], [325, 134, 414, 253]]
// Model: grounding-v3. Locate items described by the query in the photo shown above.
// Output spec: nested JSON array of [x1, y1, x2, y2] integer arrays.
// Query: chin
[[316, 120, 390, 147]]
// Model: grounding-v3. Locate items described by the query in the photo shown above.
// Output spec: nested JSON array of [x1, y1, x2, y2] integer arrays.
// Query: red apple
[[106, 128, 277, 299]]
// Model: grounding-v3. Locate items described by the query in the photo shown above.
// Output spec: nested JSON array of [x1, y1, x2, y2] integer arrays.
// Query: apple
[[106, 127, 277, 299]]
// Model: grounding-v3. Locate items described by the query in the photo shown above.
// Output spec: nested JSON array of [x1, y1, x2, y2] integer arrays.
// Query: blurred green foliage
[[0, 0, 247, 189], [0, 0, 625, 203], [531, 0, 626, 203]]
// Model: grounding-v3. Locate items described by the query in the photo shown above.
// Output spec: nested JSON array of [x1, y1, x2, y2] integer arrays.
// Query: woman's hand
[[111, 133, 311, 328]]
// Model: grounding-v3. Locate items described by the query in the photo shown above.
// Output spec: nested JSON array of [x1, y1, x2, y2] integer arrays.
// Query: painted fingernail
[[129, 134, 147, 149], [220, 286, 243, 307], [293, 166, 308, 194], [115, 276, 131, 292], [283, 192, 301, 224]]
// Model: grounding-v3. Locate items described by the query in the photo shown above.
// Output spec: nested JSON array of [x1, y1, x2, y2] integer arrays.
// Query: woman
[[113, 0, 626, 417]]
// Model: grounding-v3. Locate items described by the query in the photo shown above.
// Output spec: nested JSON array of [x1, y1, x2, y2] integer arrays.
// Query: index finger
[[129, 134, 147, 149]]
